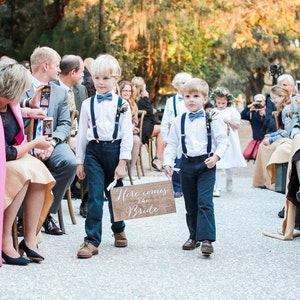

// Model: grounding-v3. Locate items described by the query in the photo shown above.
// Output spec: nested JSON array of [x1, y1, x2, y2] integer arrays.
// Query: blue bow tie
[[97, 93, 112, 103], [189, 110, 204, 121], [178, 95, 183, 101]]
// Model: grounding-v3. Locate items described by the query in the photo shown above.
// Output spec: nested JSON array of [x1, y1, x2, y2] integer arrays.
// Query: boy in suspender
[[161, 72, 192, 198], [164, 78, 228, 256], [76, 54, 133, 259]]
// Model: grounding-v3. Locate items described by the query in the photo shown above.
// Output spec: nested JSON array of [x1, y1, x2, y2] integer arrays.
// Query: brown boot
[[77, 242, 99, 259], [114, 231, 128, 247]]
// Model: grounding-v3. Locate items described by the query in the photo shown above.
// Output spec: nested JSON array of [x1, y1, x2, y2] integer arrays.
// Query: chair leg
[[146, 143, 152, 171], [12, 218, 19, 251], [149, 139, 154, 164], [126, 161, 134, 185], [57, 205, 66, 234], [136, 159, 141, 179], [66, 187, 77, 225], [138, 148, 145, 176], [145, 139, 154, 170]]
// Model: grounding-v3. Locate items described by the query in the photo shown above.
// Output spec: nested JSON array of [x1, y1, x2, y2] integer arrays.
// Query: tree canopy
[[1, 0, 300, 104]]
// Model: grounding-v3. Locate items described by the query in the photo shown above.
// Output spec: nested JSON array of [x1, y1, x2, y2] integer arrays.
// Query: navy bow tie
[[189, 110, 204, 121], [97, 93, 112, 103]]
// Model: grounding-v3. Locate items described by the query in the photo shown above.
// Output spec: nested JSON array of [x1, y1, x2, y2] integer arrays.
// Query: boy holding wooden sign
[[75, 54, 133, 259], [164, 78, 228, 256]]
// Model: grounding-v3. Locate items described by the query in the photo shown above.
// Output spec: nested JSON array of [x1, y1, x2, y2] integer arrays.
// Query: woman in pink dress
[[0, 58, 55, 266], [0, 115, 5, 267]]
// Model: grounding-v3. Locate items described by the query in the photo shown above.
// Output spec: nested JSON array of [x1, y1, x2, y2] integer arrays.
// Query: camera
[[253, 103, 263, 109], [269, 64, 282, 77]]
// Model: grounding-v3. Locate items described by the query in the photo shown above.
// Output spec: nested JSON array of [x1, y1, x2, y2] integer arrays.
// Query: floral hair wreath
[[210, 87, 235, 104]]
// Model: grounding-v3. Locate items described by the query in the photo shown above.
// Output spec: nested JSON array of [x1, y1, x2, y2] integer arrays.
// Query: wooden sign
[[110, 180, 176, 221]]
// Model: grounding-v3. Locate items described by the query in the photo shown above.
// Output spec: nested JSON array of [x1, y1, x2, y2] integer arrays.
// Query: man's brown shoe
[[182, 238, 200, 250], [114, 231, 128, 247], [201, 240, 214, 255], [77, 242, 99, 258]]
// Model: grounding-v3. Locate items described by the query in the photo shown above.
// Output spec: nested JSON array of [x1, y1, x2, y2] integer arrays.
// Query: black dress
[[137, 96, 156, 144]]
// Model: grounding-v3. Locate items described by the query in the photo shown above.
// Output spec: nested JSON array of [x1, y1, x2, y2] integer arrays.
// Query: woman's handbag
[[243, 139, 261, 161]]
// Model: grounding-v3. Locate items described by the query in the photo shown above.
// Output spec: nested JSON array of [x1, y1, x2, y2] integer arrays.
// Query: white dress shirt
[[76, 92, 133, 164], [161, 93, 188, 142], [164, 109, 229, 167]]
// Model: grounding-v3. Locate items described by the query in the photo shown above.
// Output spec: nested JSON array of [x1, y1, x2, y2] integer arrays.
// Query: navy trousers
[[172, 157, 182, 193], [181, 155, 216, 242], [84, 140, 125, 247]]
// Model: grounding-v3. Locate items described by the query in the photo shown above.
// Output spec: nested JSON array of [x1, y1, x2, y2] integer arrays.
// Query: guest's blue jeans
[[84, 140, 125, 247], [181, 155, 216, 242]]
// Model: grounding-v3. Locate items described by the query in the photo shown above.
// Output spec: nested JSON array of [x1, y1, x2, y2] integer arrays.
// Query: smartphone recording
[[40, 85, 51, 108], [42, 117, 53, 139]]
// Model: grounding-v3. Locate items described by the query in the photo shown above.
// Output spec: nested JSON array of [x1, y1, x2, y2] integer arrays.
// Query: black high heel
[[2, 251, 30, 266], [19, 239, 44, 262], [151, 157, 164, 172]]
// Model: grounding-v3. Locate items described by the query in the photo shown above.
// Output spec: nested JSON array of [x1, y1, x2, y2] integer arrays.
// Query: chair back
[[24, 118, 34, 142], [67, 110, 79, 144], [138, 110, 146, 143]]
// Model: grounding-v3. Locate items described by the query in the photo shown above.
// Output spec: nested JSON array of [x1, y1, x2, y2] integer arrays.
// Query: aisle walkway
[[1, 122, 299, 300]]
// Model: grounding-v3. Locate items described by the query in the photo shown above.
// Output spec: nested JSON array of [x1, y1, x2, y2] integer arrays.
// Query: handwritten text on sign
[[110, 180, 176, 221]]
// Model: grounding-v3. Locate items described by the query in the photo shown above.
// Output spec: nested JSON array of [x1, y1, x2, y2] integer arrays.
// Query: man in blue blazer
[[57, 54, 89, 217], [23, 46, 77, 235]]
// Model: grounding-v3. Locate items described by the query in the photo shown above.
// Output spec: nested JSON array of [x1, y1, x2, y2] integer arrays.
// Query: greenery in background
[[1, 0, 300, 105]]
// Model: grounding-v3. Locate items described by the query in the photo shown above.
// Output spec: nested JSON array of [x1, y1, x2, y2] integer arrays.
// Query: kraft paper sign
[[111, 180, 176, 221]]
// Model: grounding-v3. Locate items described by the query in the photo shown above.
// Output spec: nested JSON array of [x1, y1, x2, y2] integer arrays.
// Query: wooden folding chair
[[136, 110, 147, 177]]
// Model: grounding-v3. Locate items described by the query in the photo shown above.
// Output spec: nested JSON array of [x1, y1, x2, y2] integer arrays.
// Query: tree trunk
[[98, 0, 107, 53]]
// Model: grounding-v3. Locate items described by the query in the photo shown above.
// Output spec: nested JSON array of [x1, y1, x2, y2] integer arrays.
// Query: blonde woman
[[0, 59, 55, 266], [131, 76, 165, 171], [119, 81, 141, 179], [253, 85, 292, 190]]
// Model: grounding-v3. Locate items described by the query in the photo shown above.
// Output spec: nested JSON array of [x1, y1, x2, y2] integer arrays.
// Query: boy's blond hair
[[182, 78, 209, 97], [172, 72, 192, 87], [30, 46, 61, 73], [91, 54, 121, 78]]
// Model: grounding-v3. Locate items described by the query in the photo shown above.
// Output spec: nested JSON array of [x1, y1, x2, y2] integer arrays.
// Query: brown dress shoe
[[114, 231, 128, 247], [77, 242, 99, 259], [43, 215, 63, 235], [182, 238, 200, 250], [201, 240, 214, 255]]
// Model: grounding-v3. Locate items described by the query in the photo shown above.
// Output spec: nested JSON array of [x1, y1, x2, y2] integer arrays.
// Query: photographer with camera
[[241, 94, 266, 161]]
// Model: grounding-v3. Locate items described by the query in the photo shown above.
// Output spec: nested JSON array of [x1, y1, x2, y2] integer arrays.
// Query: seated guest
[[252, 85, 292, 190], [264, 93, 300, 240], [119, 81, 141, 179], [22, 46, 77, 235], [0, 58, 55, 266], [132, 76, 165, 171], [0, 113, 5, 267]]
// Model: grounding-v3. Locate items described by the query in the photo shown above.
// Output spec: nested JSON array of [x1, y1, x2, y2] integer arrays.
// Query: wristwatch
[[50, 140, 57, 148]]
